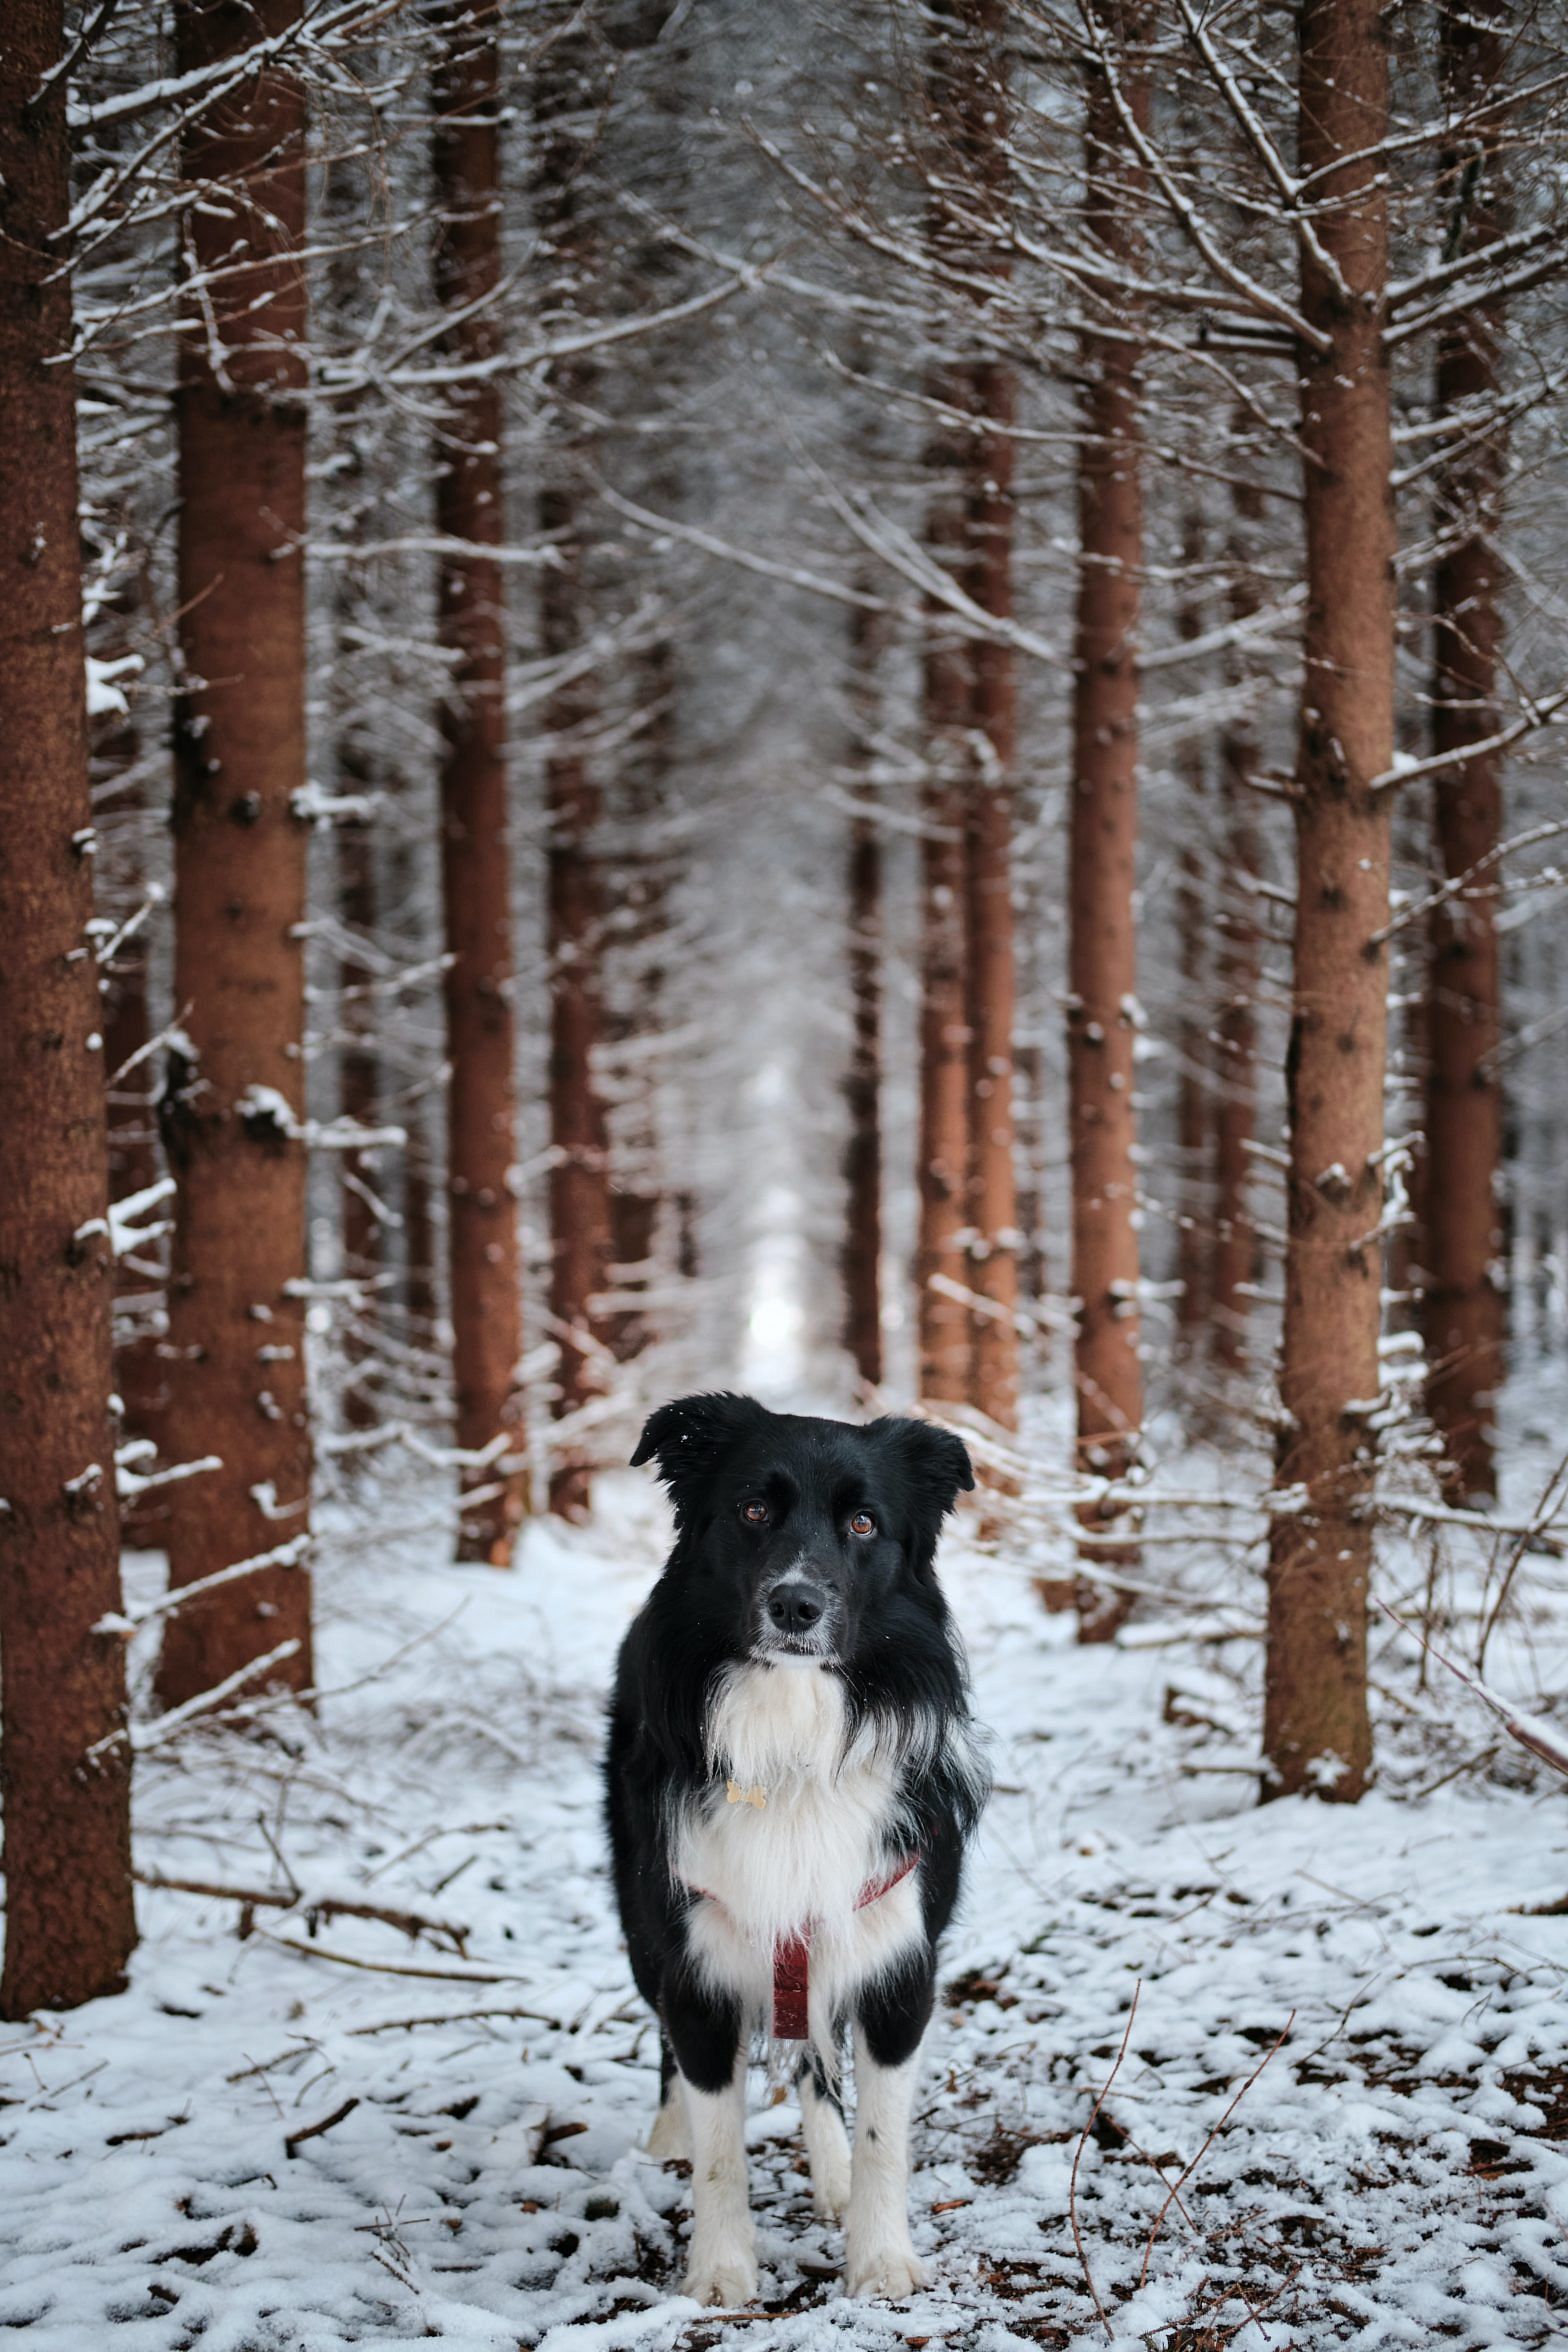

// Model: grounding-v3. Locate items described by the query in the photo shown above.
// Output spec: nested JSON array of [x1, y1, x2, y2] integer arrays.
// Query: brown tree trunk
[[537, 16, 614, 1523], [337, 801, 380, 1432], [916, 377, 977, 1406], [606, 631, 676, 1368], [0, 0, 138, 2018], [843, 595, 885, 1394], [1211, 462, 1263, 1378], [97, 695, 169, 1542], [1173, 514, 1208, 1360], [157, 0, 314, 1705], [1419, 0, 1507, 1504], [1067, 9, 1147, 1640], [105, 922, 167, 1497], [431, 0, 526, 1561], [1263, 0, 1394, 1804], [917, 0, 1006, 1414], [966, 352, 1021, 1434]]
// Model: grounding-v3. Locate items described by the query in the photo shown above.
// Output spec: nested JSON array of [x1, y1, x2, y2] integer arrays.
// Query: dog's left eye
[[848, 1510, 876, 1538], [739, 1499, 769, 1527]]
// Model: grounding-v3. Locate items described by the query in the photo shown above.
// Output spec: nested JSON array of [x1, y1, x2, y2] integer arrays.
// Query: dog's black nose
[[767, 1581, 825, 1634]]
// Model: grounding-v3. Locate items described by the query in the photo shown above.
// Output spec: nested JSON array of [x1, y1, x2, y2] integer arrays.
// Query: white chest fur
[[675, 1663, 923, 2040]]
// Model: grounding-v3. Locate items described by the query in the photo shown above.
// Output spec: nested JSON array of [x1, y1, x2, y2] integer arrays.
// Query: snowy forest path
[[3, 1488, 1568, 2349]]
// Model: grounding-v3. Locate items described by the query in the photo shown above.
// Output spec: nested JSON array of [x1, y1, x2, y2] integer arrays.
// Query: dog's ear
[[866, 1416, 975, 1525], [631, 1392, 766, 1522]]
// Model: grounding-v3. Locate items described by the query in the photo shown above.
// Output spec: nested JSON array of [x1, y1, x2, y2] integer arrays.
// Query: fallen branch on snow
[[1374, 1597, 1568, 1779], [133, 1867, 470, 1955]]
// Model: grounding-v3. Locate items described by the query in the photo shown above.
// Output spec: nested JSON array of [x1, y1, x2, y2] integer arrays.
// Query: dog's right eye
[[739, 1499, 769, 1527]]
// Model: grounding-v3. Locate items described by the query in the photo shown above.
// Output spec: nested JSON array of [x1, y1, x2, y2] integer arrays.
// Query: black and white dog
[[605, 1392, 988, 2306]]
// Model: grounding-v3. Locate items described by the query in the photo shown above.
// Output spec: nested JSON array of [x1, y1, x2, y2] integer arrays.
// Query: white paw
[[647, 2097, 692, 2162], [810, 2142, 853, 2221], [844, 2241, 927, 2299], [682, 2252, 759, 2308]]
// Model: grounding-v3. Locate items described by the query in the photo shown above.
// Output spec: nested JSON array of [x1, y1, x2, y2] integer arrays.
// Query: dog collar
[[683, 1852, 921, 2041]]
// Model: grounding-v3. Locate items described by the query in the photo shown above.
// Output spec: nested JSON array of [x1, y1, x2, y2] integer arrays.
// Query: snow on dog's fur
[[604, 1393, 988, 2306]]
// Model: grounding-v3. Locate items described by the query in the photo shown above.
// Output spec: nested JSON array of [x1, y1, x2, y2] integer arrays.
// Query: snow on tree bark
[[0, 0, 138, 2017], [158, 0, 314, 1703], [1263, 0, 1395, 1804]]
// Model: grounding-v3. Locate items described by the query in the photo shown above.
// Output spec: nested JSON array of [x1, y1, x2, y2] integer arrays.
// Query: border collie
[[605, 1392, 988, 2306]]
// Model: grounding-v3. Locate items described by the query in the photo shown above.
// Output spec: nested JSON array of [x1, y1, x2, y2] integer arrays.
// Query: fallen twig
[[254, 1924, 532, 1986], [346, 2003, 565, 2036], [1137, 2013, 1295, 2291], [285, 2095, 360, 2158], [134, 1866, 470, 1954], [1375, 1597, 1568, 1779], [1069, 1980, 1141, 2341]]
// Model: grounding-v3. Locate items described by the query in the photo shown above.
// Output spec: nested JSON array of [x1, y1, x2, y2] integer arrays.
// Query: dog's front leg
[[665, 1972, 756, 2307], [845, 1959, 931, 2299]]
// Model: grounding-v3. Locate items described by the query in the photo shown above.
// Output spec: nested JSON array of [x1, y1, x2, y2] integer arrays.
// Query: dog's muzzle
[[756, 1575, 836, 1661]]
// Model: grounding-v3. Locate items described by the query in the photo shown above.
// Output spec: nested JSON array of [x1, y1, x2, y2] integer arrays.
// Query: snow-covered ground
[[6, 1467, 1568, 2349]]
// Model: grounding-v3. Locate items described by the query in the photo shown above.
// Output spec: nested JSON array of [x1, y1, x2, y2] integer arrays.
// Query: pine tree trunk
[[1068, 11, 1147, 1640], [543, 588, 612, 1518], [536, 16, 613, 1522], [337, 801, 380, 1432], [606, 631, 676, 1368], [106, 924, 167, 1513], [1173, 514, 1208, 1360], [430, 0, 526, 1561], [966, 353, 1021, 1433], [1419, 0, 1507, 1504], [1263, 0, 1394, 1803], [98, 703, 168, 1543], [158, 0, 314, 1704], [1211, 464, 1263, 1378], [916, 379, 977, 1406], [843, 595, 885, 1394], [0, 0, 138, 2018]]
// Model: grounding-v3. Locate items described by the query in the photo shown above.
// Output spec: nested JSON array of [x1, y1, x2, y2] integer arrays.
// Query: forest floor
[[6, 1457, 1568, 2350]]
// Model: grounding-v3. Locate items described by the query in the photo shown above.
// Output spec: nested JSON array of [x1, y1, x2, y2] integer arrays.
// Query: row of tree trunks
[[430, 0, 527, 1560], [158, 0, 314, 1702], [1418, 0, 1508, 1505], [0, 0, 137, 2017], [536, 13, 614, 1521], [1066, 5, 1147, 1640], [1262, 0, 1396, 1804]]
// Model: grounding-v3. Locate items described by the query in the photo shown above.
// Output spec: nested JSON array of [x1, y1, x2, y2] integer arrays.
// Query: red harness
[[686, 1853, 921, 2041]]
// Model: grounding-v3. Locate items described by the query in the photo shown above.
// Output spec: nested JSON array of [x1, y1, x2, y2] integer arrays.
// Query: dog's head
[[631, 1392, 973, 1667]]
